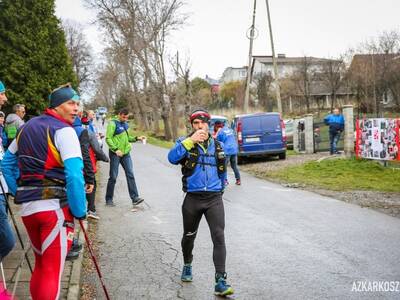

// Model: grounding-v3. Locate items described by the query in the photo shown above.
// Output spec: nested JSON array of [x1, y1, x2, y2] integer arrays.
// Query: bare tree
[[320, 57, 346, 112], [85, 0, 187, 140], [253, 73, 273, 111], [62, 20, 94, 93], [171, 51, 192, 134], [292, 56, 314, 113], [348, 30, 400, 115]]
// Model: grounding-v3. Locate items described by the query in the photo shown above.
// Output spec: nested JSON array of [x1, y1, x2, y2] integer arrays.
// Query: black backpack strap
[[180, 138, 226, 178], [180, 146, 200, 177], [214, 139, 226, 176]]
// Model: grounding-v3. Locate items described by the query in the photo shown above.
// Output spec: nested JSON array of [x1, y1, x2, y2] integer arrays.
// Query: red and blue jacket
[[1, 109, 86, 218]]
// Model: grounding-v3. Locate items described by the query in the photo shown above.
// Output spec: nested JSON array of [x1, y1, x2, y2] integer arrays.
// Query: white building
[[220, 66, 247, 84], [251, 54, 333, 79]]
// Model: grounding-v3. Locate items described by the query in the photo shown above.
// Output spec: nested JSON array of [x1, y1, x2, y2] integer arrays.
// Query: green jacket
[[105, 118, 137, 155]]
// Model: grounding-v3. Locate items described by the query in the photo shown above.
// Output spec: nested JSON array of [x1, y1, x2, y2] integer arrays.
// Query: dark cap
[[189, 108, 210, 124], [49, 83, 79, 108]]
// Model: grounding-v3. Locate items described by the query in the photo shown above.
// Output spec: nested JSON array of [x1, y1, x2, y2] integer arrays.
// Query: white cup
[[142, 138, 147, 145]]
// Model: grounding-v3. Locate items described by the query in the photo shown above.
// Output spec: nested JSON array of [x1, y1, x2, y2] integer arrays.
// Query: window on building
[[239, 70, 247, 77]]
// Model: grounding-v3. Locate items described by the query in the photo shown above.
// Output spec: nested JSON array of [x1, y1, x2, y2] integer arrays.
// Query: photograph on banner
[[358, 118, 399, 161]]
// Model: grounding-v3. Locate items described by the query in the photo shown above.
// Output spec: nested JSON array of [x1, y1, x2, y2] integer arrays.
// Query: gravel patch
[[241, 153, 400, 218], [240, 152, 328, 174]]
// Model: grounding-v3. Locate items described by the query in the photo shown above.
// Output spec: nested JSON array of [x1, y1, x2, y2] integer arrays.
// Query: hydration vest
[[180, 137, 226, 178], [14, 111, 70, 205]]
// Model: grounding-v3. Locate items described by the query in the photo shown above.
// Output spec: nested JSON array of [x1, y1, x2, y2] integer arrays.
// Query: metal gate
[[313, 120, 344, 152]]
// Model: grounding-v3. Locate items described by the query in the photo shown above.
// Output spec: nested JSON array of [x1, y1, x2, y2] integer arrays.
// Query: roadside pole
[[343, 105, 355, 158]]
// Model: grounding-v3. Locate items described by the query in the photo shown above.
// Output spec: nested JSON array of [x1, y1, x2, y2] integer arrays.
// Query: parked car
[[284, 119, 294, 149], [209, 115, 229, 136], [232, 112, 286, 161], [97, 106, 107, 116]]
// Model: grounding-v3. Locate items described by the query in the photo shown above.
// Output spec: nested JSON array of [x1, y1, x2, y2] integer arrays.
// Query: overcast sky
[[56, 0, 400, 80]]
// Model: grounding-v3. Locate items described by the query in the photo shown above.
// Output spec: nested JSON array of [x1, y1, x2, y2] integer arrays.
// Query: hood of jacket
[[5, 113, 22, 125]]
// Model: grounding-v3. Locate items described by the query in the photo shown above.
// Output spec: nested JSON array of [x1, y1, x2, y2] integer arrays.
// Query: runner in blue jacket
[[168, 109, 234, 297], [215, 121, 241, 185]]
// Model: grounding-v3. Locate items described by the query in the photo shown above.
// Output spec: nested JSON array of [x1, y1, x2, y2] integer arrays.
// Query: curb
[[66, 220, 87, 300]]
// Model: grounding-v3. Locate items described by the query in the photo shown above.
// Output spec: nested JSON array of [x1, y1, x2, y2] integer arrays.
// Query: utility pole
[[244, 0, 257, 113], [266, 0, 282, 114]]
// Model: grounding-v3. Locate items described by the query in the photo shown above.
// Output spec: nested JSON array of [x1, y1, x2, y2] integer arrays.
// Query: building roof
[[349, 53, 399, 70], [252, 55, 336, 65], [204, 75, 219, 85]]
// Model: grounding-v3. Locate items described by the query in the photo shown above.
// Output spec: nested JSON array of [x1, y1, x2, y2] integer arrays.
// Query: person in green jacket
[[105, 108, 146, 207]]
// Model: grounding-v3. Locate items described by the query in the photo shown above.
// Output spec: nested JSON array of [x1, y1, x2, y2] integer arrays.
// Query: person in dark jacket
[[81, 116, 109, 219], [72, 117, 95, 201], [215, 121, 241, 185], [168, 108, 234, 297], [324, 108, 345, 155]]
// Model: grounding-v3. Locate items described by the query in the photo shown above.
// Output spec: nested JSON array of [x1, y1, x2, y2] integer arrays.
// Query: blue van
[[232, 112, 286, 160]]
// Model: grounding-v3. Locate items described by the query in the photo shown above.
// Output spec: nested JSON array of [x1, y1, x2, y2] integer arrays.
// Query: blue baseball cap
[[0, 81, 5, 93], [49, 84, 80, 108]]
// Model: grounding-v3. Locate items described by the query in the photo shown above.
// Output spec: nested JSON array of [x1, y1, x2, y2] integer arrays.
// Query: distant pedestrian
[[80, 115, 109, 219], [214, 120, 241, 185], [168, 108, 234, 297], [5, 103, 25, 146], [105, 108, 146, 208], [324, 107, 345, 155]]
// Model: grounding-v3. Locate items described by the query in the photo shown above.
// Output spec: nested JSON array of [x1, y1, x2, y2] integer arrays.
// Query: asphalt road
[[93, 142, 400, 300]]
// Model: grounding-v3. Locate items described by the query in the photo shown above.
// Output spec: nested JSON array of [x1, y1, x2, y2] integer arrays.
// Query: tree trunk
[[153, 111, 160, 134], [161, 113, 172, 140], [170, 97, 178, 141]]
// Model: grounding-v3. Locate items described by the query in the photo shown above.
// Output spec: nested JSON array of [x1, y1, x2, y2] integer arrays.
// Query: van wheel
[[278, 153, 286, 160], [237, 157, 244, 165]]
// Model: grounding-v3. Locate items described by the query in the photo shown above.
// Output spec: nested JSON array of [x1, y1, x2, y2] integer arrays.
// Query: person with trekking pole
[[1, 84, 88, 300], [0, 80, 15, 262], [167, 108, 234, 297]]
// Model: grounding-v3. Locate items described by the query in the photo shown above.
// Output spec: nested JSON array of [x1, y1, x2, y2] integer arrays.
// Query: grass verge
[[265, 158, 400, 192]]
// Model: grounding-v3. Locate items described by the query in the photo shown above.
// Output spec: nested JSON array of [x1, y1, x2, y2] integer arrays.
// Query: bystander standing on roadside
[[5, 103, 25, 146], [324, 107, 345, 155], [214, 120, 241, 185], [2, 84, 87, 300], [105, 108, 146, 208]]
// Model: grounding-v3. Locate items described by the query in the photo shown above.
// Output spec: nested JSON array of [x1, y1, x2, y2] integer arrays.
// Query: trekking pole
[[11, 244, 32, 298], [0, 176, 33, 273], [79, 220, 110, 300], [143, 200, 151, 209], [0, 261, 6, 290]]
